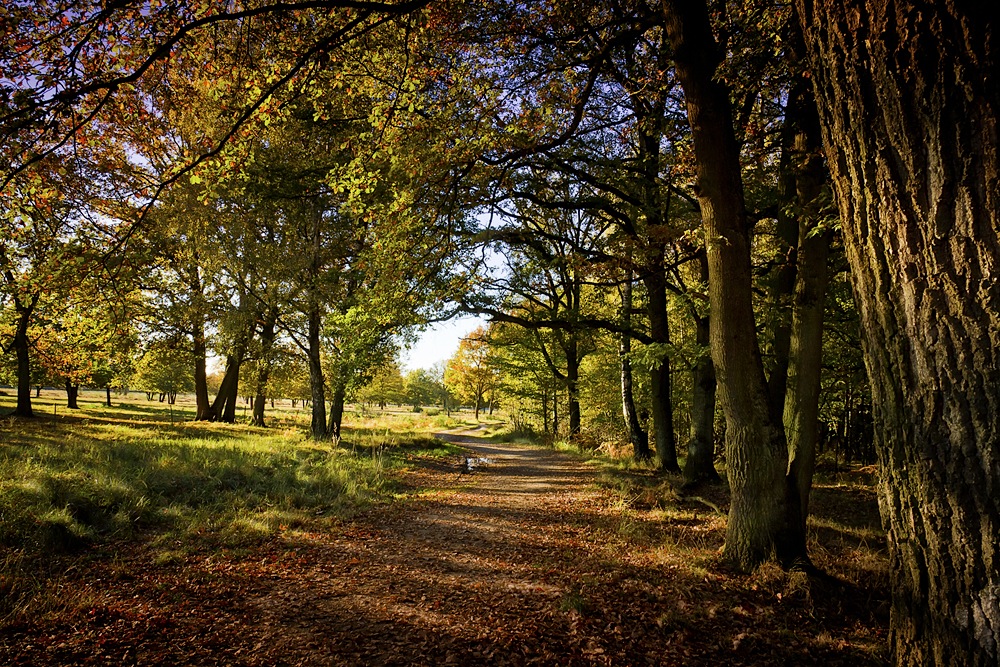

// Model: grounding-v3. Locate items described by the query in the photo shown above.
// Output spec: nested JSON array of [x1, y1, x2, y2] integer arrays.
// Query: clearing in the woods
[[0, 399, 887, 666]]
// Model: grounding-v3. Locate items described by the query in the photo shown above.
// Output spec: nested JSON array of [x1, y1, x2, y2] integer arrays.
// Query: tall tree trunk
[[251, 308, 278, 428], [10, 295, 37, 418], [664, 0, 797, 568], [644, 266, 680, 472], [209, 352, 243, 423], [621, 269, 652, 460], [782, 35, 830, 558], [684, 253, 719, 485], [552, 391, 559, 437], [797, 2, 999, 663], [784, 226, 830, 542], [566, 337, 581, 438], [220, 351, 243, 423], [211, 310, 254, 423], [105, 386, 112, 407], [633, 65, 679, 471], [307, 304, 327, 440], [541, 389, 550, 434], [65, 379, 79, 410], [193, 318, 211, 421], [765, 104, 805, 409]]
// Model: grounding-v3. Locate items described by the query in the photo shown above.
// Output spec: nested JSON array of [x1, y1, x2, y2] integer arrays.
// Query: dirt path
[[1, 429, 887, 666], [249, 428, 625, 666]]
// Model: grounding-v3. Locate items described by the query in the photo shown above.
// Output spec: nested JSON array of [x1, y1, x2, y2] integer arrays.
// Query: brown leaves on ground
[[0, 431, 888, 666]]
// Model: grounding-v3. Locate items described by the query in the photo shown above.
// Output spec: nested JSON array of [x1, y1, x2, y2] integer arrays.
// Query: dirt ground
[[0, 428, 887, 666]]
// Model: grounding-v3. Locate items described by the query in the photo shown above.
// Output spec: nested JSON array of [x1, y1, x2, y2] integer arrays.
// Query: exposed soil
[[0, 428, 888, 666]]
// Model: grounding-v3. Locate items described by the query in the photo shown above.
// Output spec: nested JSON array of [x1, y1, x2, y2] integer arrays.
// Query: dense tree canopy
[[1, 1, 995, 664]]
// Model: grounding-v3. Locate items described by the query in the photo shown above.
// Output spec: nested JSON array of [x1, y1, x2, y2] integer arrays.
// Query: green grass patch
[[0, 392, 461, 622]]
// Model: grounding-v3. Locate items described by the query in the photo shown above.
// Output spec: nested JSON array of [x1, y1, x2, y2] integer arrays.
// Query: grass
[[0, 389, 466, 623], [0, 390, 889, 662]]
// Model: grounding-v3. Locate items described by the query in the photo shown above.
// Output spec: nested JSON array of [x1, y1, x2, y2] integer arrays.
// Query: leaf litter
[[0, 430, 887, 665]]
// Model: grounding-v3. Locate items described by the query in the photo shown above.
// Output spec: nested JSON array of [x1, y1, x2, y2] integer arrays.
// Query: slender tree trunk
[[765, 112, 804, 408], [542, 389, 550, 434], [684, 254, 719, 484], [664, 0, 797, 568], [553, 392, 559, 437], [782, 39, 830, 557], [784, 225, 830, 541], [798, 3, 999, 663], [307, 304, 327, 440], [644, 267, 680, 472], [327, 380, 347, 442], [10, 295, 37, 418], [209, 352, 242, 422], [65, 380, 79, 410], [105, 386, 112, 407], [634, 73, 679, 471], [211, 308, 254, 424], [220, 351, 243, 423], [193, 318, 211, 421], [621, 270, 651, 460], [566, 338, 581, 438], [251, 307, 278, 427]]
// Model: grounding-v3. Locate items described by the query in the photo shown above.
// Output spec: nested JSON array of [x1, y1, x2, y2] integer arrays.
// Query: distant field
[[0, 387, 466, 425]]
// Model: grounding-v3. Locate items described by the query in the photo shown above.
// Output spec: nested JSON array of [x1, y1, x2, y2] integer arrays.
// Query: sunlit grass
[[0, 389, 467, 622]]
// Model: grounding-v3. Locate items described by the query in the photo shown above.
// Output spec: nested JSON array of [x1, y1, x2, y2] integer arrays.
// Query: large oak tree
[[796, 1, 999, 664]]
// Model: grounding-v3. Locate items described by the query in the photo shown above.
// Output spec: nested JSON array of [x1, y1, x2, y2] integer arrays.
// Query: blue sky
[[399, 315, 487, 371]]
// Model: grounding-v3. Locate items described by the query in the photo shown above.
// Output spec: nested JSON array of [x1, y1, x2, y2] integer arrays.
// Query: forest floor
[[0, 426, 888, 666]]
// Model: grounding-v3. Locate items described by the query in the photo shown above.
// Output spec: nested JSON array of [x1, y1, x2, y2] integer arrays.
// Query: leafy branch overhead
[[0, 2, 996, 666]]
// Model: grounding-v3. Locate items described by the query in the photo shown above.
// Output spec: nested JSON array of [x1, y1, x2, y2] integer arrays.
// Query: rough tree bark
[[797, 2, 1000, 664], [664, 0, 797, 568]]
